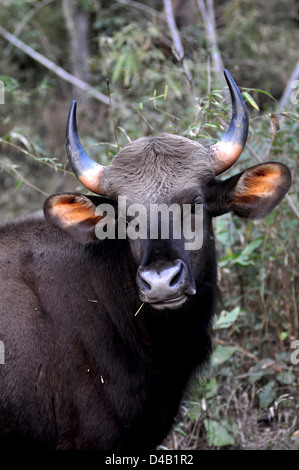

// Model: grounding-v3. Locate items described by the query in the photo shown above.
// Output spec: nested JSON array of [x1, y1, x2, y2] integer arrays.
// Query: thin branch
[[163, 0, 196, 98], [0, 138, 72, 175], [196, 0, 225, 84], [278, 59, 299, 112], [285, 194, 299, 220], [216, 338, 258, 360], [163, 0, 184, 61], [0, 159, 49, 197], [130, 103, 155, 134], [0, 25, 113, 107], [106, 78, 119, 150], [246, 142, 263, 163]]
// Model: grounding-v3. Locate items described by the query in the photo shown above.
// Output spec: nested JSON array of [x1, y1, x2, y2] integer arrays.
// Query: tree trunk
[[62, 0, 90, 106]]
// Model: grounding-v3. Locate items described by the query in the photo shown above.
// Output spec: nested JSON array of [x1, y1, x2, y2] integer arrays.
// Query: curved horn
[[209, 70, 249, 175], [66, 100, 106, 195]]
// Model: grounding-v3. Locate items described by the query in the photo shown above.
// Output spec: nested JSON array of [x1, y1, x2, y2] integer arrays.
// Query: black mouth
[[149, 295, 187, 310]]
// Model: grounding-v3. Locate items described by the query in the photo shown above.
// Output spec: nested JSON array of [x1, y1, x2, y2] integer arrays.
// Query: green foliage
[[214, 306, 242, 329], [218, 237, 264, 268], [204, 419, 236, 447], [99, 22, 163, 88]]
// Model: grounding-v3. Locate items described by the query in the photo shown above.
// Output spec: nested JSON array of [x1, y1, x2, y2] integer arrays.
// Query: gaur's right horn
[[208, 70, 249, 175], [66, 100, 107, 195]]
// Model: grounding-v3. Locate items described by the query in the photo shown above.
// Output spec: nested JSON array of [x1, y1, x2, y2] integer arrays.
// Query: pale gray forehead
[[103, 133, 214, 203]]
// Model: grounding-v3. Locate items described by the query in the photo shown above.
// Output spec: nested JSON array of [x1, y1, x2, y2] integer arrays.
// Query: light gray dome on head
[[103, 133, 213, 204]]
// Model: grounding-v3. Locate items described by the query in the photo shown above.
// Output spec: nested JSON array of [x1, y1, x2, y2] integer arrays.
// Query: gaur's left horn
[[66, 100, 106, 195], [209, 70, 249, 175]]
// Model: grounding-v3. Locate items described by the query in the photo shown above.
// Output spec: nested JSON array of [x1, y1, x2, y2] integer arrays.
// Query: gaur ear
[[207, 162, 292, 218], [44, 193, 116, 243]]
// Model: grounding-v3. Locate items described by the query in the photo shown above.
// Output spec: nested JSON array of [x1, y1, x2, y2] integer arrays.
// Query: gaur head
[[45, 70, 291, 310]]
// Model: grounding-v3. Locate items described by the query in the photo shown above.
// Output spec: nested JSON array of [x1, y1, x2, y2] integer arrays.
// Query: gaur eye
[[191, 199, 203, 213]]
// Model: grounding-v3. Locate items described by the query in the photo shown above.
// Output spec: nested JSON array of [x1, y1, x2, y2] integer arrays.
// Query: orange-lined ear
[[228, 163, 291, 218], [207, 162, 291, 218], [44, 193, 102, 243]]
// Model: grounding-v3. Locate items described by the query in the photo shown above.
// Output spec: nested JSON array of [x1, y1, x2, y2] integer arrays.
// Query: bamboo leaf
[[243, 91, 260, 111]]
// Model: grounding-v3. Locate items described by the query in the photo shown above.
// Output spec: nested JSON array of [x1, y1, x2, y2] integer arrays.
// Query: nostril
[[140, 277, 151, 291], [170, 263, 183, 287], [138, 270, 152, 292]]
